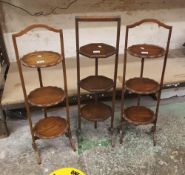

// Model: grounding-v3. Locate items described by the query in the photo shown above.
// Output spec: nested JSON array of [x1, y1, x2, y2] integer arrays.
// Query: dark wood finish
[[79, 43, 116, 58], [81, 102, 112, 122], [137, 57, 144, 105], [0, 108, 9, 138], [21, 51, 62, 68], [128, 44, 165, 59], [75, 16, 120, 22], [28, 86, 65, 107], [12, 24, 76, 164], [127, 18, 172, 29], [34, 116, 68, 139], [76, 16, 121, 147], [0, 24, 10, 79], [126, 77, 160, 94], [0, 24, 10, 138], [123, 106, 155, 125], [120, 19, 172, 146], [37, 67, 43, 87], [80, 75, 114, 92]]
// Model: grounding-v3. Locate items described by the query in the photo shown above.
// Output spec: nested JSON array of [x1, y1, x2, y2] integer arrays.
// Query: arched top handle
[[12, 24, 61, 38], [127, 19, 172, 30]]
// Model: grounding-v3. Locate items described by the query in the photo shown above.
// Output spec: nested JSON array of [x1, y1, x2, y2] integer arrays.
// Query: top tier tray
[[79, 43, 116, 58], [127, 44, 165, 59], [21, 51, 62, 68]]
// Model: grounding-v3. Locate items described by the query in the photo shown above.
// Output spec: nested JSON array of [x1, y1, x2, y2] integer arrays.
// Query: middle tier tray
[[28, 86, 65, 107], [80, 75, 114, 92], [126, 77, 160, 94], [81, 102, 112, 122]]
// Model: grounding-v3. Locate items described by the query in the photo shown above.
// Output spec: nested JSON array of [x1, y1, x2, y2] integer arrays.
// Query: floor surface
[[0, 96, 185, 175]]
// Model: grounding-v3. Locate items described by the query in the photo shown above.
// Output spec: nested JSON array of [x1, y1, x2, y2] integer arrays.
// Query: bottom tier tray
[[34, 116, 68, 139], [123, 106, 155, 125], [81, 102, 112, 122]]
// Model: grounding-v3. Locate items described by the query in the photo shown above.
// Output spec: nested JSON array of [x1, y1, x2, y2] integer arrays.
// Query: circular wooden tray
[[21, 51, 62, 68], [28, 86, 65, 107], [127, 44, 165, 59], [34, 116, 68, 139], [79, 43, 116, 58], [126, 77, 160, 94], [81, 102, 112, 122], [123, 106, 155, 125], [80, 75, 114, 92]]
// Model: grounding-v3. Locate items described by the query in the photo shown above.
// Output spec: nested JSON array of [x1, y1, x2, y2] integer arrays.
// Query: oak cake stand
[[120, 19, 172, 146], [75, 16, 121, 146], [12, 24, 76, 164]]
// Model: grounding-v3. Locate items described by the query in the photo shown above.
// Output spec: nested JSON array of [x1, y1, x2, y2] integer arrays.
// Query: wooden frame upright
[[75, 16, 121, 146], [12, 24, 76, 164], [0, 24, 10, 138], [120, 19, 172, 145]]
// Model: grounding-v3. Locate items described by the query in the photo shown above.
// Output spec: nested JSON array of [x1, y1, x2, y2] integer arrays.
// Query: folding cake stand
[[75, 16, 121, 146], [120, 19, 172, 145], [12, 24, 76, 164]]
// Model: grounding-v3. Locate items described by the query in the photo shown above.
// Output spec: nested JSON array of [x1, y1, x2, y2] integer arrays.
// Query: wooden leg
[[152, 123, 157, 146], [120, 118, 125, 144], [110, 127, 115, 148], [94, 121, 97, 129], [66, 129, 76, 151], [32, 142, 41, 164], [1, 110, 9, 137], [77, 99, 81, 130], [137, 95, 141, 106], [108, 110, 115, 133], [43, 108, 47, 118]]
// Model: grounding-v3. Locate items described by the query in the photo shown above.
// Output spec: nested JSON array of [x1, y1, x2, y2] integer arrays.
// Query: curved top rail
[[127, 19, 172, 29], [75, 16, 121, 22], [12, 24, 61, 38]]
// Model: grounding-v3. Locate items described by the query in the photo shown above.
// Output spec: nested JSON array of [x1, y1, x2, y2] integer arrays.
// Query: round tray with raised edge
[[123, 106, 155, 125], [127, 44, 165, 59], [125, 77, 160, 94], [21, 51, 62, 68], [80, 75, 114, 92], [34, 116, 68, 139], [79, 43, 116, 58], [81, 102, 112, 122], [28, 86, 65, 107]]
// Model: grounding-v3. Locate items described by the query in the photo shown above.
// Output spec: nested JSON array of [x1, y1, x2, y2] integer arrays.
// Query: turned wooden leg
[[94, 121, 97, 129], [66, 129, 76, 151], [152, 123, 157, 146], [1, 110, 9, 137], [120, 118, 125, 144], [110, 127, 115, 148], [32, 142, 41, 164]]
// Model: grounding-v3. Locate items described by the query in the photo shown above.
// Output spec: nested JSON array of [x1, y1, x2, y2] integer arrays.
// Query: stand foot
[[110, 128, 115, 148], [152, 124, 157, 146], [66, 130, 76, 151], [94, 121, 97, 129], [32, 142, 41, 164], [120, 118, 125, 144]]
